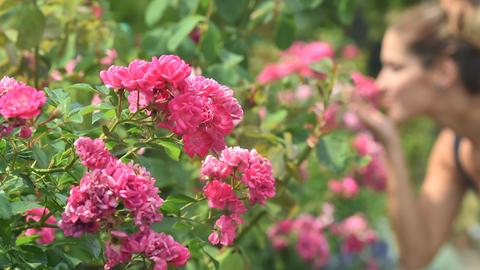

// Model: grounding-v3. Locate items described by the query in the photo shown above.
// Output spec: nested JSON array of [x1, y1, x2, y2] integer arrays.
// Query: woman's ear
[[433, 58, 459, 89]]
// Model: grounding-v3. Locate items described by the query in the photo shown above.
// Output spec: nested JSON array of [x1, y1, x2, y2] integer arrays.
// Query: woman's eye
[[389, 63, 404, 72]]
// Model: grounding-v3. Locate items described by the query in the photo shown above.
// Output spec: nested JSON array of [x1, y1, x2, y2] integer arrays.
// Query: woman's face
[[376, 30, 439, 123]]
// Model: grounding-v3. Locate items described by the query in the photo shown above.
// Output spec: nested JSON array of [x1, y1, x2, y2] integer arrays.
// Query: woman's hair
[[391, 2, 480, 95]]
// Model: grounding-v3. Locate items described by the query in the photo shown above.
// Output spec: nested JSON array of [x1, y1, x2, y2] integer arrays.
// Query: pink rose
[[0, 85, 46, 119], [24, 208, 57, 244], [351, 72, 381, 106], [74, 137, 114, 170], [208, 214, 243, 246]]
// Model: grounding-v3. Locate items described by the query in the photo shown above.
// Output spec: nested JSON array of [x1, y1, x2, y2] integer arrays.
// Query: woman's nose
[[375, 70, 388, 93]]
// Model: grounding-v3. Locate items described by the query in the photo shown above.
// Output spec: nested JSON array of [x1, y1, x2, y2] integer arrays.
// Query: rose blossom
[[24, 208, 57, 244]]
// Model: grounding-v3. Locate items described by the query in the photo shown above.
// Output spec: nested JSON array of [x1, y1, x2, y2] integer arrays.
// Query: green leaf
[[261, 109, 288, 131], [78, 105, 95, 116], [220, 50, 244, 67], [0, 251, 9, 268], [338, 0, 356, 25], [203, 248, 220, 270], [17, 4, 45, 49], [161, 194, 197, 216], [173, 221, 193, 232], [214, 0, 248, 24], [310, 58, 334, 74], [249, 1, 275, 27], [218, 249, 244, 270], [241, 127, 280, 144], [45, 88, 69, 105], [10, 201, 42, 214], [84, 234, 101, 258], [302, 0, 324, 9], [274, 11, 296, 50], [200, 21, 222, 63], [95, 85, 110, 95], [65, 83, 96, 93], [16, 235, 38, 246], [145, 0, 170, 26], [18, 245, 47, 267], [186, 238, 204, 257], [156, 139, 182, 161], [316, 131, 351, 174], [0, 193, 12, 220], [46, 248, 65, 267], [167, 15, 203, 51], [32, 143, 48, 168], [205, 63, 240, 86], [0, 219, 12, 246], [67, 112, 83, 124]]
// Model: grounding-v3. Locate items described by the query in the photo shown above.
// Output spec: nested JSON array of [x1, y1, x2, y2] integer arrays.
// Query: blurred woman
[[351, 1, 480, 268]]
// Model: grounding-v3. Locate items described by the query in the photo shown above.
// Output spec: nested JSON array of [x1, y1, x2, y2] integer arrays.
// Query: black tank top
[[454, 136, 478, 192]]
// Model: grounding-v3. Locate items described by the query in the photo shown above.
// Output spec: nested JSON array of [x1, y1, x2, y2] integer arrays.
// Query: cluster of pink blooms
[[277, 84, 314, 105], [331, 213, 378, 254], [341, 44, 360, 60], [59, 136, 189, 269], [318, 102, 340, 133], [105, 229, 190, 270], [257, 41, 334, 84], [100, 49, 118, 66], [269, 205, 379, 268], [351, 72, 381, 107], [353, 133, 387, 191], [200, 146, 276, 246], [24, 207, 57, 245], [342, 110, 364, 131], [310, 72, 386, 192], [0, 76, 46, 138], [328, 177, 359, 199], [268, 204, 334, 268], [99, 55, 243, 158]]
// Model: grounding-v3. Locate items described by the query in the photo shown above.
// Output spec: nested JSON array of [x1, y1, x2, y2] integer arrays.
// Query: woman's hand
[[349, 101, 401, 150]]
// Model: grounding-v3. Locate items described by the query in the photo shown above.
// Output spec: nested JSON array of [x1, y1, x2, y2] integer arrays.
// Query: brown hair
[[392, 2, 480, 94]]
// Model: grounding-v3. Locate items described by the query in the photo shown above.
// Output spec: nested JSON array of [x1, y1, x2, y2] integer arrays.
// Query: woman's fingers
[[349, 102, 398, 145]]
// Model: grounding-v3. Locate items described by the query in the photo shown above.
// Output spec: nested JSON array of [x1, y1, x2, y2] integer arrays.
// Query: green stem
[[235, 210, 267, 243]]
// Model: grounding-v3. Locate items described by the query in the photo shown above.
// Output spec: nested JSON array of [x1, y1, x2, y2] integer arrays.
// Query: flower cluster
[[268, 204, 334, 268], [0, 76, 46, 138], [24, 208, 57, 245], [59, 137, 189, 269], [331, 213, 378, 254], [328, 177, 359, 199], [351, 72, 381, 107], [200, 146, 276, 246], [341, 44, 360, 60], [99, 55, 243, 157], [353, 133, 387, 191], [268, 206, 383, 269], [105, 229, 190, 270], [276, 84, 314, 106], [74, 137, 114, 170], [318, 102, 341, 133], [257, 41, 334, 84]]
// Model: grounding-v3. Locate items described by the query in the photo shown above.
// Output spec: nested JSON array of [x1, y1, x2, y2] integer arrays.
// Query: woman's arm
[[386, 129, 466, 268], [351, 104, 466, 269]]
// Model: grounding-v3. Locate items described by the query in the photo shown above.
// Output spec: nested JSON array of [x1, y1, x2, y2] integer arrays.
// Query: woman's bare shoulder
[[426, 128, 457, 176]]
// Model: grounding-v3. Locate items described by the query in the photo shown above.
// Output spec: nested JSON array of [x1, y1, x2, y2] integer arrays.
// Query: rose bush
[[0, 1, 440, 269]]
